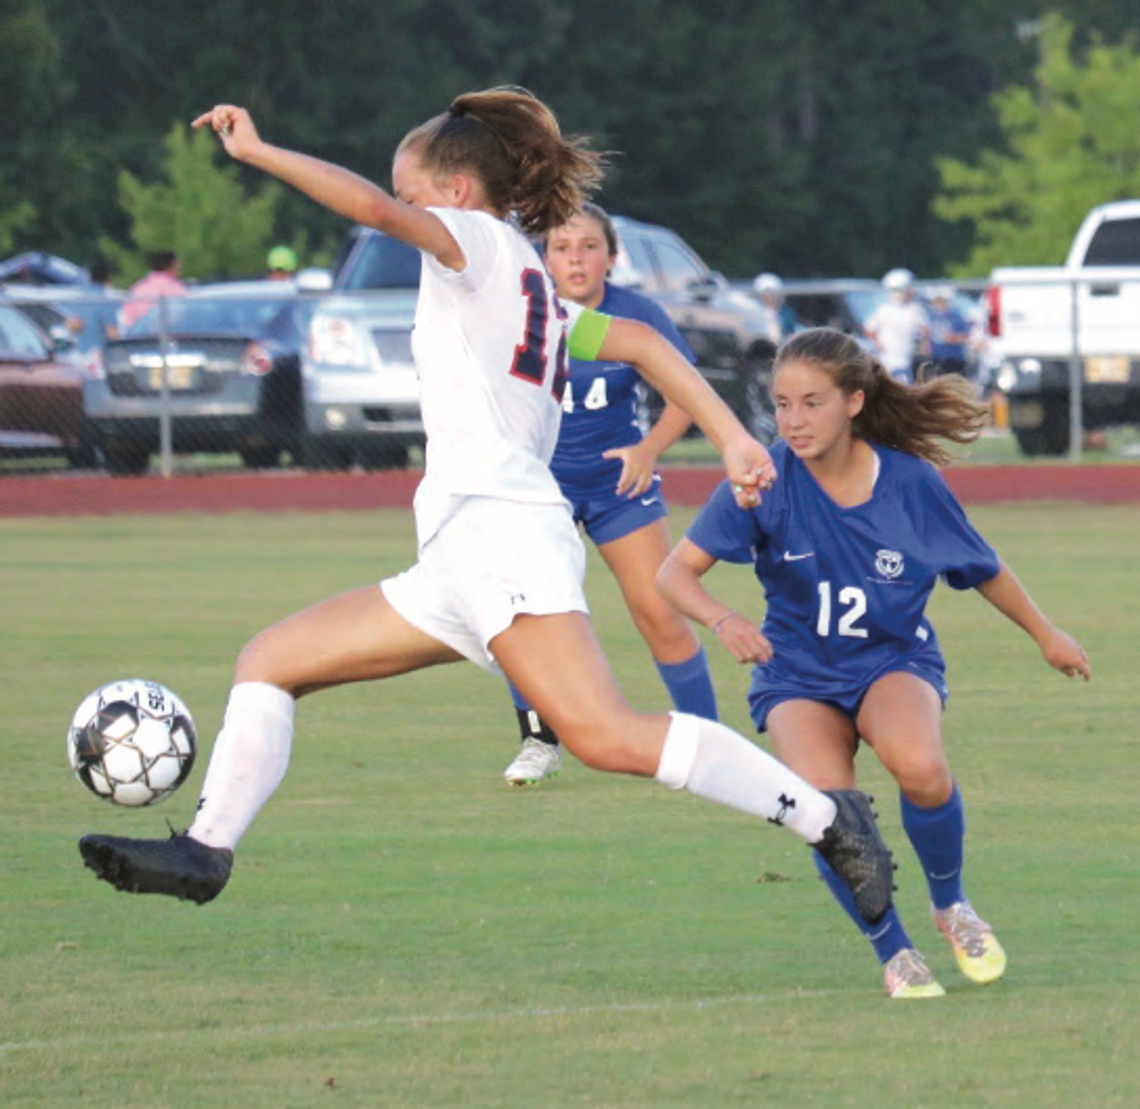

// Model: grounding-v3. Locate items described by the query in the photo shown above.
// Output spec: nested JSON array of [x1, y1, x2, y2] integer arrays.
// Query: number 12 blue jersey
[[686, 440, 1001, 698]]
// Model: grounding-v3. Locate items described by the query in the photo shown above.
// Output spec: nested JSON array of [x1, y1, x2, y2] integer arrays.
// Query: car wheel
[[742, 355, 777, 445], [1012, 406, 1068, 457], [102, 444, 150, 476], [239, 445, 283, 469], [357, 443, 410, 470], [65, 432, 101, 470], [299, 437, 352, 471]]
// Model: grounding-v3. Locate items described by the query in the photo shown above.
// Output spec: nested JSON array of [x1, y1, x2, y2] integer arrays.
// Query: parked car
[[325, 215, 786, 459], [988, 199, 1140, 455], [294, 226, 427, 469], [0, 301, 95, 466], [2, 283, 123, 362], [300, 287, 423, 469], [608, 215, 778, 440], [85, 280, 316, 475], [736, 276, 986, 375], [0, 251, 93, 287]]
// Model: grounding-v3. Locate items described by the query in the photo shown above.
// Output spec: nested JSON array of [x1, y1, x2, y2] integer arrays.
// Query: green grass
[[2, 505, 1138, 1107]]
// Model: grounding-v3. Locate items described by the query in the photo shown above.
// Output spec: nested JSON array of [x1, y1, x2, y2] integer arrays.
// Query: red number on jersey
[[511, 268, 568, 402]]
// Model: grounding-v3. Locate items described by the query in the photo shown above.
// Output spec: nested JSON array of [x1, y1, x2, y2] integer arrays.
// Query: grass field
[[2, 504, 1138, 1108]]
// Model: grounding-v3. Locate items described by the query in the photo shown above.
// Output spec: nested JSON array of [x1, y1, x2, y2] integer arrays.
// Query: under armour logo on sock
[[767, 793, 796, 826]]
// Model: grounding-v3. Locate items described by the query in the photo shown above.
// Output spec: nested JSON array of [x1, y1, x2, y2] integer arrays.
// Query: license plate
[[148, 363, 196, 391], [1007, 399, 1044, 428], [1085, 356, 1130, 383]]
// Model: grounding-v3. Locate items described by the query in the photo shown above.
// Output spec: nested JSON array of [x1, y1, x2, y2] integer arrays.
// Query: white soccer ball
[[67, 679, 197, 807]]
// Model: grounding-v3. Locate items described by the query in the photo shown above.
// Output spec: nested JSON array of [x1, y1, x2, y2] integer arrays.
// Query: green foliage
[[10, 1, 1140, 281], [935, 14, 1140, 275], [0, 0, 63, 250], [99, 124, 284, 285]]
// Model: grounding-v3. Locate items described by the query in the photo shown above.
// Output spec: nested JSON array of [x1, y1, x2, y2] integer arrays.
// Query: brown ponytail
[[774, 328, 988, 467], [399, 86, 605, 235]]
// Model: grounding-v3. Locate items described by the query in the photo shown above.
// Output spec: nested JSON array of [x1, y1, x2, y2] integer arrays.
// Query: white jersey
[[865, 298, 928, 375], [411, 208, 570, 545]]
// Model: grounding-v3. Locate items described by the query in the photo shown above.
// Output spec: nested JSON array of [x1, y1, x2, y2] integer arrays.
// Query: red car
[[0, 301, 94, 466]]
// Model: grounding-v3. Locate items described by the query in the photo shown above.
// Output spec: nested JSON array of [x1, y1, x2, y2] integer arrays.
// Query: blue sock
[[655, 646, 718, 720], [814, 850, 912, 964], [900, 782, 966, 911], [507, 679, 530, 713]]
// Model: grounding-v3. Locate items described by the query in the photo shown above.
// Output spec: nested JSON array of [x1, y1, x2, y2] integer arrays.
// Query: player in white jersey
[[78, 88, 895, 933]]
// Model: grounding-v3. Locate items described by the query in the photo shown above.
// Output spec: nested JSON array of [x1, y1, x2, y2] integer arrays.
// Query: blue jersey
[[551, 283, 694, 500], [686, 440, 1001, 700]]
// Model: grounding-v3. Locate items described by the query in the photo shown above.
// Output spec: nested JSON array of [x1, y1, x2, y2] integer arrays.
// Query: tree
[[935, 14, 1140, 275], [100, 124, 284, 284], [0, 0, 62, 253]]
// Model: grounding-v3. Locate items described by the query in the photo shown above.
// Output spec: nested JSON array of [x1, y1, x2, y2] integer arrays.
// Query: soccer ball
[[67, 679, 197, 807]]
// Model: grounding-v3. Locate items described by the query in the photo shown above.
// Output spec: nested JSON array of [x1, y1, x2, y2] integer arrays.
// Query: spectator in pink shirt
[[120, 251, 187, 330]]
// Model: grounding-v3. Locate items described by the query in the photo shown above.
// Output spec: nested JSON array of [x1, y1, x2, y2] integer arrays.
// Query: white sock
[[188, 682, 294, 850], [655, 713, 836, 842]]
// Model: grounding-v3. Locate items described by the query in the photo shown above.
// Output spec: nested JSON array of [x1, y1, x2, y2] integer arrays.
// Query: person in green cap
[[266, 244, 298, 280]]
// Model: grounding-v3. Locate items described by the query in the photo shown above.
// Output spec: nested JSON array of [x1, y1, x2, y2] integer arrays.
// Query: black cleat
[[79, 831, 233, 905], [813, 789, 895, 925]]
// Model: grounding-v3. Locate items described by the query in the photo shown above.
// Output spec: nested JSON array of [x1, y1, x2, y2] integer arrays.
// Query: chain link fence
[[0, 283, 425, 477], [6, 273, 1139, 478]]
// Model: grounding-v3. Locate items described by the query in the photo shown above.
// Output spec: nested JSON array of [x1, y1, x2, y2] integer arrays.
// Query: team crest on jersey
[[874, 549, 905, 579]]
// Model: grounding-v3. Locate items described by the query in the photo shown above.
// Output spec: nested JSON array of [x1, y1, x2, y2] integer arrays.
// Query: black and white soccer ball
[[67, 679, 197, 807]]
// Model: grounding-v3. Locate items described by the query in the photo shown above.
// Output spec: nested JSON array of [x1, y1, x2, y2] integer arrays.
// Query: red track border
[[1, 464, 1137, 518]]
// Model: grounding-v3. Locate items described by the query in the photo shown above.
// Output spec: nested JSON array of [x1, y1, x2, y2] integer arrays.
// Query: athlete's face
[[392, 148, 459, 209], [543, 213, 613, 309], [773, 358, 864, 460]]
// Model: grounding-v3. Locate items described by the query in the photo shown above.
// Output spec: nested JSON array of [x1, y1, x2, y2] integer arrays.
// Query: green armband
[[568, 308, 611, 361]]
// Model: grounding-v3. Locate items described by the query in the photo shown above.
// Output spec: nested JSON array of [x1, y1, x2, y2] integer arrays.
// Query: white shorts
[[381, 496, 588, 673]]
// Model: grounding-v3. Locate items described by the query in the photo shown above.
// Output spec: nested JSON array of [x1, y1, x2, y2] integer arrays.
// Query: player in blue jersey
[[78, 92, 895, 930], [503, 202, 717, 785], [659, 326, 1091, 999]]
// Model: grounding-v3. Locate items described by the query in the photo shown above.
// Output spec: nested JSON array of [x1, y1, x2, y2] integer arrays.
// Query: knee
[[894, 752, 953, 806], [554, 714, 662, 778]]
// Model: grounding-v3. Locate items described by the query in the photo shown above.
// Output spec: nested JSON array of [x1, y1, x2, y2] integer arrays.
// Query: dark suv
[[610, 215, 777, 440]]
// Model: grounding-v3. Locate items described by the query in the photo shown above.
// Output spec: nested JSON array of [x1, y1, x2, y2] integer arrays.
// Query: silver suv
[[301, 231, 424, 469]]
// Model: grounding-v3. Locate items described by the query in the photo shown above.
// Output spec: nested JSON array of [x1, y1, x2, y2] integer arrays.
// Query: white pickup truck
[[988, 199, 1140, 455]]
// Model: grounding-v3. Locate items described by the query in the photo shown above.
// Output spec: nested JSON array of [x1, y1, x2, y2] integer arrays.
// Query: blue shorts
[[563, 474, 669, 546], [747, 651, 949, 733]]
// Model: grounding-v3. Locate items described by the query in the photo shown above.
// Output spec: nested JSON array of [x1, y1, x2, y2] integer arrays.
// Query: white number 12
[[816, 581, 869, 639]]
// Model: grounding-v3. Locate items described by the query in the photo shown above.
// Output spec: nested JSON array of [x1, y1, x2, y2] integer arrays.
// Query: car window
[[650, 237, 707, 293], [339, 235, 422, 291], [617, 232, 659, 292], [124, 296, 294, 338], [1083, 216, 1140, 266], [0, 304, 51, 357]]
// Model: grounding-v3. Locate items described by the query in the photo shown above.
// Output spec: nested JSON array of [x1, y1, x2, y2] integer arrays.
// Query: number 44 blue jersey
[[686, 440, 1001, 695]]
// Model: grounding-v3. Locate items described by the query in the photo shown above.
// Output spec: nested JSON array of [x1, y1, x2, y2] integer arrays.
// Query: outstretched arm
[[597, 319, 774, 506], [657, 538, 773, 665], [975, 563, 1091, 680], [191, 105, 462, 268]]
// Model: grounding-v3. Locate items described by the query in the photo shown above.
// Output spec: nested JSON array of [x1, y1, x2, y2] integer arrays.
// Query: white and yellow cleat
[[883, 947, 947, 1000], [932, 900, 1008, 985]]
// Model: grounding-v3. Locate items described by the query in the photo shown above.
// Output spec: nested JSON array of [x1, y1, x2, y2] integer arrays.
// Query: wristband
[[711, 611, 735, 635]]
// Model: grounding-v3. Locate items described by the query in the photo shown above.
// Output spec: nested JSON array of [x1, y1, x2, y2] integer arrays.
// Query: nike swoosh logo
[[783, 551, 815, 561], [640, 496, 659, 507]]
